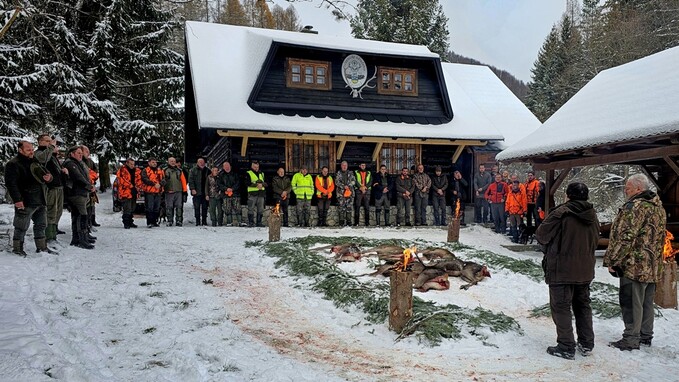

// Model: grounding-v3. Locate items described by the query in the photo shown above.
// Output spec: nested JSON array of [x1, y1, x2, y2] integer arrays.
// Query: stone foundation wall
[[236, 205, 474, 227]]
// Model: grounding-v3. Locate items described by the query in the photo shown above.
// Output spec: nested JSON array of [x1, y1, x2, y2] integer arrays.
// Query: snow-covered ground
[[0, 194, 677, 381]]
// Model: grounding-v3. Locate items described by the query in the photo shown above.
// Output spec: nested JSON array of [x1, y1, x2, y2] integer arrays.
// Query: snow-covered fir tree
[[350, 0, 450, 59]]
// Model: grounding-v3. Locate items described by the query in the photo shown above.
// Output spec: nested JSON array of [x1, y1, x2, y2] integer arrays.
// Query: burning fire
[[454, 199, 461, 219], [272, 203, 280, 215], [663, 230, 678, 261], [401, 246, 417, 271]]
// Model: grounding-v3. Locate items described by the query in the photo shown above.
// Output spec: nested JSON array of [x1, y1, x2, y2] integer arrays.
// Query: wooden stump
[[654, 261, 677, 309], [268, 213, 281, 242], [447, 218, 461, 243], [389, 271, 414, 333]]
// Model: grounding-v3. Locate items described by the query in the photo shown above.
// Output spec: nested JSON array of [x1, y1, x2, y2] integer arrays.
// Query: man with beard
[[430, 166, 448, 226], [536, 182, 599, 359], [353, 162, 372, 226], [395, 167, 414, 227], [5, 141, 54, 255], [604, 174, 666, 351], [412, 164, 431, 226]]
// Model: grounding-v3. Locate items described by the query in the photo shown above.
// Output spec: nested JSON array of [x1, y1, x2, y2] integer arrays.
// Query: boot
[[35, 238, 58, 255], [75, 232, 94, 249], [345, 211, 352, 227], [256, 214, 264, 227], [12, 239, 27, 257], [375, 211, 381, 227], [56, 227, 66, 235], [91, 215, 101, 227], [248, 214, 255, 227]]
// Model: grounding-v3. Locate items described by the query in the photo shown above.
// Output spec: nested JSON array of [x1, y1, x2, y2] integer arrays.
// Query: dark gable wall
[[251, 44, 449, 122]]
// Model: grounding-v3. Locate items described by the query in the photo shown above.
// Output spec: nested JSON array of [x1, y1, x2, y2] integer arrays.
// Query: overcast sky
[[271, 0, 568, 83]]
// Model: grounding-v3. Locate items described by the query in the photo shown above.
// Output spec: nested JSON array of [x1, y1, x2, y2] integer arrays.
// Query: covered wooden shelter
[[497, 46, 679, 236]]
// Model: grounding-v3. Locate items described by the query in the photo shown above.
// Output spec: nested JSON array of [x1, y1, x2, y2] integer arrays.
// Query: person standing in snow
[[245, 161, 267, 227], [604, 174, 666, 351], [473, 164, 492, 224], [116, 158, 142, 229], [63, 146, 97, 250], [395, 167, 414, 227], [353, 162, 372, 226], [371, 165, 392, 227], [141, 158, 164, 228], [205, 166, 223, 226], [34, 134, 66, 246], [81, 145, 100, 228], [188, 157, 209, 226], [430, 166, 448, 226], [5, 141, 54, 256], [218, 161, 241, 227], [335, 161, 356, 227], [536, 182, 599, 360], [292, 166, 314, 227], [315, 166, 334, 227], [412, 164, 431, 226], [163, 157, 187, 227]]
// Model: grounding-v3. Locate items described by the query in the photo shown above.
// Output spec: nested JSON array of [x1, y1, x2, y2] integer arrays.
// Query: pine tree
[[350, 0, 450, 59], [525, 26, 562, 122], [243, 0, 274, 28]]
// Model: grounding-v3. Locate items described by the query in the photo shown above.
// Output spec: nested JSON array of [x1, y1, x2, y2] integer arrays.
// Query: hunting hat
[[566, 182, 589, 201]]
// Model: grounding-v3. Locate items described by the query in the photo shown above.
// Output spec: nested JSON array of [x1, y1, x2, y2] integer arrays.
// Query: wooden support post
[[447, 218, 460, 243], [268, 213, 281, 242], [389, 271, 414, 333], [654, 261, 677, 309]]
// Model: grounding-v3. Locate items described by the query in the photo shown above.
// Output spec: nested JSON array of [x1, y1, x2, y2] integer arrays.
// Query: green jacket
[[291, 172, 314, 200], [603, 191, 666, 283]]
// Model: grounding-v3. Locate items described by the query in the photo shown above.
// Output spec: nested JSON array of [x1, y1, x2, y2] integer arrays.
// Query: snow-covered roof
[[497, 46, 679, 162], [185, 21, 538, 143]]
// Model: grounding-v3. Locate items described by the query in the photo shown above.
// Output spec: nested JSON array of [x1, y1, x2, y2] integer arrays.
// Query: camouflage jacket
[[603, 191, 666, 283]]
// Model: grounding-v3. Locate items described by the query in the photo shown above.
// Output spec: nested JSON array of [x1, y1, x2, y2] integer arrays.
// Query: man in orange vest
[[141, 157, 164, 228], [525, 171, 541, 228], [315, 166, 335, 227]]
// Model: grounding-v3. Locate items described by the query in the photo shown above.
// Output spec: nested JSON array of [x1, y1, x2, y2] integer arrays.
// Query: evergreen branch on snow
[[248, 237, 523, 347]]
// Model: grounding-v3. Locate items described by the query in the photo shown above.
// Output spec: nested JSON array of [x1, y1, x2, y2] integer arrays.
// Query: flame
[[454, 199, 461, 219], [663, 230, 678, 261], [273, 203, 280, 215], [401, 246, 417, 271]]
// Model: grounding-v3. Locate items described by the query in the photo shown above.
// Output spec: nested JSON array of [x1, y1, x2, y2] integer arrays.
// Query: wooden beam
[[240, 136, 248, 157], [452, 145, 466, 163], [664, 156, 679, 176], [663, 173, 679, 196], [533, 145, 679, 170], [640, 165, 660, 190], [372, 142, 383, 162], [550, 168, 572, 195], [216, 129, 488, 147], [545, 170, 555, 213], [336, 141, 346, 160]]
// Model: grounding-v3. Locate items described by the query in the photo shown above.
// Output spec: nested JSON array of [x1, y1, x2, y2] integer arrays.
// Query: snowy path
[[0, 197, 678, 381]]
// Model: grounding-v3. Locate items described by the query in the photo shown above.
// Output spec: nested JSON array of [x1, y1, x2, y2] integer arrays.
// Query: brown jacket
[[536, 200, 600, 285]]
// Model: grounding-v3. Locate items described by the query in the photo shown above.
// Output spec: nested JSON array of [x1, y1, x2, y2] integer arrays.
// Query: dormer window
[[377, 67, 418, 96], [286, 58, 332, 90]]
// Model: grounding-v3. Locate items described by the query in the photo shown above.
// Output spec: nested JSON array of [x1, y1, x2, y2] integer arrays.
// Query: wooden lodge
[[184, 22, 540, 206]]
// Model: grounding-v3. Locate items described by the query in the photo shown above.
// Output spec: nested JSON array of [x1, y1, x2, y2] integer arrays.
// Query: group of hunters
[[123, 158, 475, 229], [3, 136, 671, 362]]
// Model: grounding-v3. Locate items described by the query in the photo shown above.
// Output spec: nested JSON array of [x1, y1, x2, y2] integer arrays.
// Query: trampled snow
[[0, 195, 677, 381]]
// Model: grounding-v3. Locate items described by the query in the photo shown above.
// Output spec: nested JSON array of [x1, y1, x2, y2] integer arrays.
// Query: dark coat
[[431, 173, 448, 197], [218, 170, 240, 197], [63, 157, 92, 197], [450, 177, 468, 202], [395, 174, 415, 199], [372, 172, 393, 200], [536, 200, 600, 285], [5, 153, 46, 206], [35, 146, 63, 188], [189, 165, 209, 196], [271, 175, 292, 199]]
